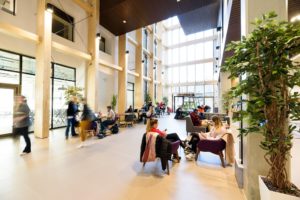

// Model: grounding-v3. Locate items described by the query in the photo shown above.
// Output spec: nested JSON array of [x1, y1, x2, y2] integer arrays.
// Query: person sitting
[[198, 116, 227, 140], [99, 106, 116, 134], [174, 106, 183, 119], [125, 105, 133, 113], [204, 105, 211, 113], [190, 109, 202, 126], [186, 116, 226, 159], [146, 118, 185, 162], [144, 106, 154, 124], [141, 101, 148, 111], [197, 105, 205, 120]]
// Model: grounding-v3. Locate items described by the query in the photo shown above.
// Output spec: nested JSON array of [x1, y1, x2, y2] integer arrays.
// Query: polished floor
[[0, 115, 247, 200]]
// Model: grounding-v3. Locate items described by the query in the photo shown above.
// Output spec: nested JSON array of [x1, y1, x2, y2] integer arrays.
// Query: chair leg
[[218, 151, 225, 168], [143, 162, 146, 167], [195, 148, 200, 161]]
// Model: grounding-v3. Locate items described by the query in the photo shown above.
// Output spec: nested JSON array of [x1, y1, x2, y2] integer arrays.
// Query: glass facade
[[0, 49, 76, 134], [162, 16, 218, 112]]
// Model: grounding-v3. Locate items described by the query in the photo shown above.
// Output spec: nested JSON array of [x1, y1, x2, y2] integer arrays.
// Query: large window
[[127, 82, 134, 109], [163, 16, 218, 112], [143, 54, 148, 77], [99, 37, 106, 53], [50, 3, 74, 41], [0, 49, 76, 134], [143, 29, 148, 50], [0, 0, 16, 15]]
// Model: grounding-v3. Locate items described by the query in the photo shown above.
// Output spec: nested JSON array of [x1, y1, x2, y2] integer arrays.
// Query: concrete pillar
[[86, 0, 99, 111], [118, 34, 128, 113], [135, 29, 144, 108], [149, 30, 154, 102], [34, 0, 52, 138], [240, 1, 288, 199]]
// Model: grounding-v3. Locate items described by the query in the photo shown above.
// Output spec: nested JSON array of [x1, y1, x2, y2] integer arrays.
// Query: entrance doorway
[[0, 84, 19, 135]]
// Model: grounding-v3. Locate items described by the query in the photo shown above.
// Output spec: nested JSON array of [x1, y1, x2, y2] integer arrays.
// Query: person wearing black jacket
[[65, 96, 78, 139], [140, 133, 172, 172]]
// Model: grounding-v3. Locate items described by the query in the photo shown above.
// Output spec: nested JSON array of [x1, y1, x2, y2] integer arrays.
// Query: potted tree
[[111, 94, 117, 111], [222, 12, 300, 199]]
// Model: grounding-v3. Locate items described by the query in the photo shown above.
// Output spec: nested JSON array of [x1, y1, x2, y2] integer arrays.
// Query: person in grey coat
[[13, 96, 31, 155]]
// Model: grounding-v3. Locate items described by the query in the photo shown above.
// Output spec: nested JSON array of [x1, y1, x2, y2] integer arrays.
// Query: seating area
[[1, 0, 300, 199]]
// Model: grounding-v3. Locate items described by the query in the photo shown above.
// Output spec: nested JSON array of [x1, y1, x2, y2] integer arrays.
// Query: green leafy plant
[[222, 12, 300, 194], [145, 92, 152, 104], [64, 86, 83, 103], [163, 96, 169, 106], [111, 94, 117, 110], [222, 92, 232, 115]]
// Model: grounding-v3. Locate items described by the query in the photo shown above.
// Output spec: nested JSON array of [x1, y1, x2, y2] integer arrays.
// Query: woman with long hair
[[186, 115, 227, 160], [146, 118, 185, 162]]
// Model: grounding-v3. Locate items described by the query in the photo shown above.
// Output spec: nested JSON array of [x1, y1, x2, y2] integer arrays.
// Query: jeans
[[15, 127, 31, 153], [65, 117, 76, 138], [100, 120, 115, 132]]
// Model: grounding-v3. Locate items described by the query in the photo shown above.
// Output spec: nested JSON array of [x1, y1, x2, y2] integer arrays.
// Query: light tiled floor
[[1, 115, 247, 200]]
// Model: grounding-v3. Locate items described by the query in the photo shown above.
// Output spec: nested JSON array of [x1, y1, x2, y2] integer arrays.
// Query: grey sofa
[[185, 116, 206, 135]]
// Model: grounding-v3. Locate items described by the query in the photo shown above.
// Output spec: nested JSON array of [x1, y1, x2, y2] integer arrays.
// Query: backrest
[[185, 116, 194, 130]]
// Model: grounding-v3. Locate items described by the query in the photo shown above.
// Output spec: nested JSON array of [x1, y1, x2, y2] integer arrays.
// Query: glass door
[[0, 84, 19, 135]]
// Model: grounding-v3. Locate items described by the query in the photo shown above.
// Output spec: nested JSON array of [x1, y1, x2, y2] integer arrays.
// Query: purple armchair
[[195, 139, 226, 168]]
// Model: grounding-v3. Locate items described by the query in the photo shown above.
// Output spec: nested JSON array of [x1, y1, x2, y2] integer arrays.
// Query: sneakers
[[185, 153, 195, 161]]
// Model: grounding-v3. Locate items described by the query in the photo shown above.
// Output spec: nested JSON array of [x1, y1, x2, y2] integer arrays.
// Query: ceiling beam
[[72, 0, 93, 13]]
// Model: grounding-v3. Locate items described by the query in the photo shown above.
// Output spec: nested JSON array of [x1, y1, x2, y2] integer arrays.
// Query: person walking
[[13, 96, 31, 155], [78, 98, 94, 148], [65, 96, 78, 139]]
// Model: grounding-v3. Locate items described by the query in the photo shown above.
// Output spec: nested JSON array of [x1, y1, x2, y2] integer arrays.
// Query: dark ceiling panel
[[222, 0, 241, 64], [100, 0, 220, 36], [288, 0, 300, 21], [178, 0, 220, 35]]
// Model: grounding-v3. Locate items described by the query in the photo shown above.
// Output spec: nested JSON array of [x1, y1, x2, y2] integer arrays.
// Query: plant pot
[[259, 176, 299, 200]]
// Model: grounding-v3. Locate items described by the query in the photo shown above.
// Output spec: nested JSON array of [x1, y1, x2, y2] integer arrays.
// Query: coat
[[140, 133, 172, 171]]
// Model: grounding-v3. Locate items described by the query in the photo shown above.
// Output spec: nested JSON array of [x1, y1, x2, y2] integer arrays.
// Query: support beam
[[99, 59, 122, 71], [118, 34, 128, 113], [135, 29, 144, 108], [52, 41, 91, 60], [34, 0, 52, 138], [86, 0, 99, 111], [0, 22, 39, 42], [127, 70, 139, 77], [72, 0, 93, 13]]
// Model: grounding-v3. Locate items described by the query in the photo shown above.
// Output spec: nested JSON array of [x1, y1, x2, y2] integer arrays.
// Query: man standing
[[65, 96, 78, 139], [14, 96, 31, 155]]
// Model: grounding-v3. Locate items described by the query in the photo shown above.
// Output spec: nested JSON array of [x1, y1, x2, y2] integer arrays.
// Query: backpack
[[110, 124, 119, 134]]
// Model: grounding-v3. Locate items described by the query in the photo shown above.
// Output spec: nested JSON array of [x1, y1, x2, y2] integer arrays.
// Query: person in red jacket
[[190, 109, 202, 126], [146, 118, 186, 162]]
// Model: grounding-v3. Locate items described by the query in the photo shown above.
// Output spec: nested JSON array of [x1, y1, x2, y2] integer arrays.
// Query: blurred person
[[65, 96, 78, 139], [78, 98, 94, 148], [125, 105, 133, 113], [13, 96, 31, 155], [174, 106, 183, 119]]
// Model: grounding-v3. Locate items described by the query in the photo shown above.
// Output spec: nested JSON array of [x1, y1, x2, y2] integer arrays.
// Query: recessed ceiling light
[[291, 15, 300, 22], [177, 0, 181, 2], [123, 20, 127, 24]]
